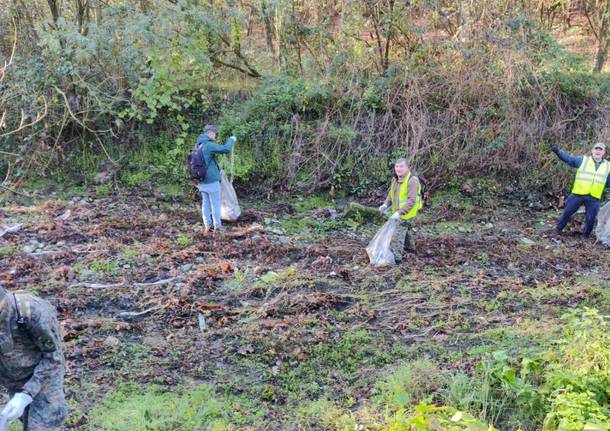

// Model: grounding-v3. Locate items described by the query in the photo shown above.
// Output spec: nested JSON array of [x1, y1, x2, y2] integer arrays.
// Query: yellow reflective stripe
[[575, 177, 601, 182]]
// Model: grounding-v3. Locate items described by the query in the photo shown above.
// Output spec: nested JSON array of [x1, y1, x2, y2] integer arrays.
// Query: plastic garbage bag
[[366, 219, 398, 267], [220, 170, 241, 221], [595, 201, 610, 246]]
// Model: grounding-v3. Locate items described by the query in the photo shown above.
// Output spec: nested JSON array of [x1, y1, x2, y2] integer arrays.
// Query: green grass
[[85, 384, 256, 431], [175, 233, 192, 246], [288, 398, 357, 430], [374, 360, 445, 410], [122, 171, 154, 187], [292, 193, 335, 212], [0, 245, 16, 257], [383, 404, 497, 431], [120, 245, 141, 265], [95, 183, 113, 196], [277, 330, 408, 402], [466, 326, 546, 358], [257, 268, 296, 285], [222, 266, 253, 290], [271, 211, 362, 239], [89, 259, 120, 275], [156, 183, 185, 197]]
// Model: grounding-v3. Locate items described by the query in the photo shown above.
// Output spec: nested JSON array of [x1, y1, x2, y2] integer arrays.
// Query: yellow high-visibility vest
[[572, 156, 609, 199], [389, 174, 422, 220]]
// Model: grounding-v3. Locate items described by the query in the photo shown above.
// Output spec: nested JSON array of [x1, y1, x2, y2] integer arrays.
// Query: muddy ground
[[0, 186, 608, 430]]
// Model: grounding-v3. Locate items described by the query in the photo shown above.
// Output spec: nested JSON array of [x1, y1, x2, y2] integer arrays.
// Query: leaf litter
[[0, 193, 608, 428]]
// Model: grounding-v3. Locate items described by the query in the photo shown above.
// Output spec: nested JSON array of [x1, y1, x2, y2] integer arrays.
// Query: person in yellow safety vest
[[551, 142, 609, 239], [378, 158, 423, 262]]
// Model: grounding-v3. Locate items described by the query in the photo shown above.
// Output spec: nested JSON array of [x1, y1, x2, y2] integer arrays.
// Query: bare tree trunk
[[46, 0, 60, 23], [274, 8, 284, 66], [95, 0, 103, 26], [75, 0, 88, 34], [593, 28, 609, 72], [12, 0, 39, 41], [383, 0, 395, 71], [589, 0, 610, 72], [261, 0, 276, 54]]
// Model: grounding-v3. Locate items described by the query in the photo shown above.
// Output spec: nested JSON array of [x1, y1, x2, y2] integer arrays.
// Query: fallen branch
[[68, 277, 179, 289], [27, 250, 64, 257], [133, 277, 179, 287], [71, 248, 110, 254], [116, 306, 162, 321], [0, 223, 22, 238], [69, 282, 125, 289], [0, 185, 33, 198]]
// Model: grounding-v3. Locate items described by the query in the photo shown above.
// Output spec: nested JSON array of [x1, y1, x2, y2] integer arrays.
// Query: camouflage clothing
[[390, 219, 416, 262], [0, 290, 66, 430]]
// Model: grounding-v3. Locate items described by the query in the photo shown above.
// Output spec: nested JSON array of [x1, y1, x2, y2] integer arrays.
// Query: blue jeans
[[556, 193, 600, 237], [198, 181, 221, 230]]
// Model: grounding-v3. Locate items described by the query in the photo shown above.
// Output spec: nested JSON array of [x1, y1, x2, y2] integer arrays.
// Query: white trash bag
[[595, 201, 610, 246], [366, 219, 398, 267], [220, 170, 241, 221]]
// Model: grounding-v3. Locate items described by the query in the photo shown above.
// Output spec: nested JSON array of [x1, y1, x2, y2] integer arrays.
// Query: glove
[[228, 136, 237, 145], [550, 144, 559, 154], [1, 393, 33, 421], [378, 204, 388, 213], [390, 211, 401, 221]]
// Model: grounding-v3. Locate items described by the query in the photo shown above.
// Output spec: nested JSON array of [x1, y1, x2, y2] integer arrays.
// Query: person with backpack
[[189, 125, 236, 233], [378, 158, 423, 261], [551, 142, 609, 239]]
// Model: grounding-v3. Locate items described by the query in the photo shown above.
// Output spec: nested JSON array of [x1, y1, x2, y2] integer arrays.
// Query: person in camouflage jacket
[[0, 287, 66, 430]]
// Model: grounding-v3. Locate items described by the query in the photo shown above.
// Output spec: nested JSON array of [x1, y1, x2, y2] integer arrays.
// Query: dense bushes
[[218, 57, 609, 194], [374, 308, 609, 431], [1, 1, 609, 194]]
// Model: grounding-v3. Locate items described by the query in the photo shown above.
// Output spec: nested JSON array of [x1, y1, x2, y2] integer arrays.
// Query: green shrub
[[383, 404, 497, 431], [175, 233, 192, 246], [476, 351, 546, 430], [542, 309, 609, 431], [543, 391, 609, 431], [375, 360, 444, 410], [439, 309, 609, 431], [218, 76, 334, 182], [122, 171, 153, 187]]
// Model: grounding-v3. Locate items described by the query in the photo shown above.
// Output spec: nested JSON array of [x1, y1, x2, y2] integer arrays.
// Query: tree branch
[[209, 56, 262, 78]]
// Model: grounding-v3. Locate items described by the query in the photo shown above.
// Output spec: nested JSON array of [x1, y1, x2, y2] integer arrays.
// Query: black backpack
[[187, 143, 207, 181], [414, 174, 430, 206]]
